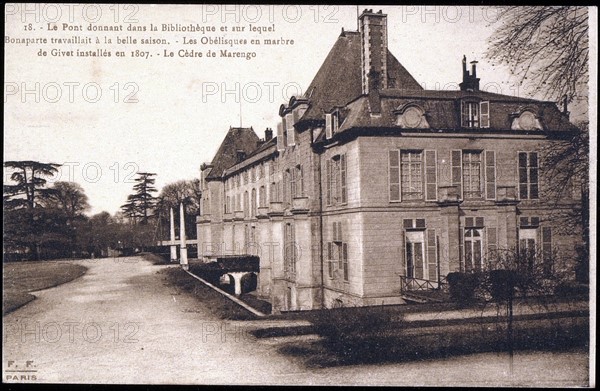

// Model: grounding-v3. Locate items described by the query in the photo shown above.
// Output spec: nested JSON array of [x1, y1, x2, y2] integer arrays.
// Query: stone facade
[[196, 9, 582, 312]]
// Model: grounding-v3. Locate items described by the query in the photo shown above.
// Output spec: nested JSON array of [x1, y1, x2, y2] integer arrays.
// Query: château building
[[196, 9, 582, 312]]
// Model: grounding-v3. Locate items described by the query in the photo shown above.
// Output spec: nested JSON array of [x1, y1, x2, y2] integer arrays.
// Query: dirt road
[[2, 257, 589, 386]]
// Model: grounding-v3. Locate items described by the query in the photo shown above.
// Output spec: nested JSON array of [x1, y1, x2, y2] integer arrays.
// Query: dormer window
[[461, 100, 490, 128], [511, 109, 543, 131], [285, 112, 295, 146], [325, 111, 340, 139]]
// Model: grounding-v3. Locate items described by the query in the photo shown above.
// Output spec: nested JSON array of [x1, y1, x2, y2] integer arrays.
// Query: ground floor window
[[464, 228, 483, 272], [405, 230, 425, 279], [519, 228, 537, 275]]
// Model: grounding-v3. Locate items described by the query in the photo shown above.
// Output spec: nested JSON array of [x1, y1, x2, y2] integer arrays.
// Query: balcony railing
[[399, 275, 448, 293]]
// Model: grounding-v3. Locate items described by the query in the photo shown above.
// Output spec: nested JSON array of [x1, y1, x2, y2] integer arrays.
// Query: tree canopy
[[486, 6, 588, 107]]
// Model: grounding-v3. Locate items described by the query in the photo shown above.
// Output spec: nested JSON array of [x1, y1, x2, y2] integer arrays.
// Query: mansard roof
[[300, 30, 422, 122], [205, 127, 260, 180], [335, 90, 577, 134]]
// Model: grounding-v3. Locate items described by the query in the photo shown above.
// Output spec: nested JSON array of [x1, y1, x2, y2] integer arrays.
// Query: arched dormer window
[[511, 108, 543, 131], [394, 103, 430, 129]]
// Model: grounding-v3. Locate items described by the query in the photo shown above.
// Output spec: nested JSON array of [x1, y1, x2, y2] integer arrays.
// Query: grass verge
[[3, 260, 88, 315], [160, 266, 259, 320]]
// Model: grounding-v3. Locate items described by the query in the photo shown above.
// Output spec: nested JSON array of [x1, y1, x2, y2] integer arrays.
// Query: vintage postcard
[[3, 4, 596, 386]]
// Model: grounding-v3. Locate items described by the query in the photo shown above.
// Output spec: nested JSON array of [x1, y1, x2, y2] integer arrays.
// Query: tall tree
[[44, 181, 91, 223], [3, 161, 61, 260], [486, 6, 588, 107], [155, 179, 201, 239], [43, 181, 91, 254], [541, 122, 589, 282], [3, 161, 61, 210], [486, 7, 590, 282], [120, 172, 158, 225]]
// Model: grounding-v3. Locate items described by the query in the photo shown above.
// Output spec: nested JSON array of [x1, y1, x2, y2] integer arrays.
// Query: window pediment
[[394, 104, 430, 129], [511, 108, 543, 131]]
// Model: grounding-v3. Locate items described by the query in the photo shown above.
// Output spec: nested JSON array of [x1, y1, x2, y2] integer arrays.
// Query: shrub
[[446, 272, 479, 305], [488, 269, 517, 301]]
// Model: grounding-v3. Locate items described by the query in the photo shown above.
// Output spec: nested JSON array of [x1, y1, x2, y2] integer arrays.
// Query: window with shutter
[[427, 229, 438, 281], [276, 122, 285, 151], [487, 227, 498, 265], [480, 101, 490, 128], [286, 113, 295, 146], [259, 186, 266, 207], [290, 167, 296, 199], [485, 150, 496, 200], [325, 114, 333, 139], [340, 154, 347, 204], [425, 150, 437, 201], [327, 242, 334, 278], [451, 150, 462, 198], [332, 222, 338, 242], [297, 165, 304, 197], [342, 243, 349, 281], [326, 160, 332, 206], [251, 188, 256, 218], [389, 150, 401, 201]]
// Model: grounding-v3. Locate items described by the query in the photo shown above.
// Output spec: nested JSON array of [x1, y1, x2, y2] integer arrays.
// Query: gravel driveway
[[2, 256, 589, 386]]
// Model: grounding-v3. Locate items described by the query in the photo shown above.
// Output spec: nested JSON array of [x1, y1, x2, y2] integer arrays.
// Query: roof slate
[[300, 31, 423, 122], [205, 127, 260, 180]]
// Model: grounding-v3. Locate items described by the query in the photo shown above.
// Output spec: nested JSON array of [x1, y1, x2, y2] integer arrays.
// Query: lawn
[[160, 266, 261, 320], [3, 260, 88, 315]]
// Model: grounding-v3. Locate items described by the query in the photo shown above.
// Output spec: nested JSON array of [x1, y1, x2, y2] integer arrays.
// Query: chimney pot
[[264, 128, 273, 141]]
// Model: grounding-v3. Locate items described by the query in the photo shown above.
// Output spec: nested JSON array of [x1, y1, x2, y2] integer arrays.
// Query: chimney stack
[[264, 127, 273, 141], [368, 69, 382, 114], [459, 55, 480, 91], [359, 9, 388, 94]]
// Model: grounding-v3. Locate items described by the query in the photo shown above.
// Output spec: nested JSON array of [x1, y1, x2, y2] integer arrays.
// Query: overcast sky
[[4, 5, 592, 215]]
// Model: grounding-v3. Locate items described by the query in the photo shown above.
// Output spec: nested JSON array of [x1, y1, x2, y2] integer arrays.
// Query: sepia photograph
[[3, 4, 596, 386]]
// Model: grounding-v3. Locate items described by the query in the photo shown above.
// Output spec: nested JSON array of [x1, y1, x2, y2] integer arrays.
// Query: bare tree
[[486, 6, 588, 107]]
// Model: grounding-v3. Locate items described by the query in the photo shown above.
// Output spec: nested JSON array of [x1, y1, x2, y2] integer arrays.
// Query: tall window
[[390, 150, 437, 202], [405, 231, 425, 279], [519, 228, 537, 275], [243, 191, 249, 218], [464, 228, 483, 272], [251, 188, 257, 218], [401, 151, 423, 200], [296, 165, 304, 197], [519, 152, 539, 199], [325, 154, 347, 206], [259, 186, 266, 207], [327, 222, 348, 281], [284, 223, 296, 278], [462, 151, 483, 199]]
